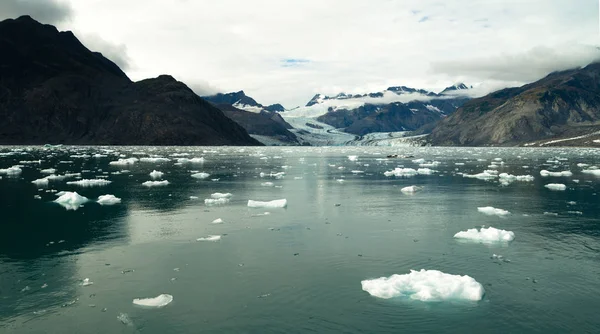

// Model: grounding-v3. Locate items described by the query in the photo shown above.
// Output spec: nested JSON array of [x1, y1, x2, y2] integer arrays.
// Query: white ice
[[142, 180, 169, 187], [462, 171, 497, 180], [261, 182, 274, 187], [197, 235, 221, 241], [454, 226, 515, 243], [477, 206, 510, 217], [132, 294, 173, 307], [401, 186, 421, 194], [498, 173, 534, 182], [149, 170, 164, 179], [248, 199, 288, 208], [348, 155, 358, 161], [109, 158, 138, 166], [191, 172, 210, 179], [204, 198, 230, 205], [0, 166, 22, 175], [540, 170, 573, 177], [177, 157, 205, 164], [66, 179, 112, 187], [139, 157, 170, 163], [40, 168, 57, 174], [417, 168, 435, 175], [384, 168, 417, 177], [97, 194, 121, 205], [582, 169, 600, 176], [211, 218, 224, 224], [31, 177, 49, 187], [544, 183, 567, 191], [211, 193, 232, 199], [54, 192, 89, 210], [361, 269, 485, 302]]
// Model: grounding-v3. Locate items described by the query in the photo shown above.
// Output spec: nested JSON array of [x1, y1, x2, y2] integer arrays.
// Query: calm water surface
[[1, 146, 599, 333]]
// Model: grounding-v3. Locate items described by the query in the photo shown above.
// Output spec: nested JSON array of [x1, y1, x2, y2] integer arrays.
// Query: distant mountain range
[[430, 63, 600, 146], [0, 16, 260, 146]]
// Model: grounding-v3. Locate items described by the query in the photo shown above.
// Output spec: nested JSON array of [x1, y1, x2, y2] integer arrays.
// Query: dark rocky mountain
[[309, 86, 471, 136], [429, 63, 600, 146], [0, 16, 260, 145], [204, 91, 298, 144]]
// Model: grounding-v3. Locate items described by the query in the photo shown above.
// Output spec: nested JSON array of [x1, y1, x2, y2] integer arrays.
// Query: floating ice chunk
[[54, 192, 89, 210], [109, 158, 138, 166], [197, 235, 221, 241], [191, 172, 210, 179], [401, 186, 421, 194], [142, 180, 169, 187], [81, 278, 93, 286], [412, 158, 425, 164], [261, 182, 274, 187], [544, 183, 566, 191], [0, 166, 22, 175], [419, 161, 440, 168], [498, 173, 534, 182], [211, 193, 232, 199], [348, 155, 358, 161], [149, 170, 164, 179], [351, 170, 364, 174], [132, 294, 173, 307], [40, 168, 57, 174], [384, 168, 417, 177], [477, 207, 510, 217], [540, 170, 573, 177], [361, 269, 485, 302], [577, 163, 590, 167], [97, 195, 121, 205], [177, 157, 205, 164], [248, 199, 287, 208], [204, 198, 230, 205], [189, 196, 198, 199], [582, 169, 600, 176], [454, 226, 515, 243], [211, 218, 224, 224], [139, 157, 170, 163], [117, 313, 133, 326], [462, 171, 497, 180], [66, 179, 112, 187], [31, 177, 49, 186], [417, 168, 435, 175]]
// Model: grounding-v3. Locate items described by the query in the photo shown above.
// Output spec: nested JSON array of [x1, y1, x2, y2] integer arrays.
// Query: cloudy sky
[[1, 0, 598, 107]]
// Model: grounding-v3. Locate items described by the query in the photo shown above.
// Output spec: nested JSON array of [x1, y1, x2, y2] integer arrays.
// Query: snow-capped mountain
[[204, 91, 286, 114]]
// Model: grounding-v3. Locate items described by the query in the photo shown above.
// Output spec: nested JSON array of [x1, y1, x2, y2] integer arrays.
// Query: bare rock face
[[0, 16, 261, 146], [430, 63, 600, 146]]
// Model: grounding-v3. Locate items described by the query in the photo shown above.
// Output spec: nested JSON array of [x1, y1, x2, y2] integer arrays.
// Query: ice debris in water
[[97, 195, 121, 205], [248, 199, 287, 208], [66, 179, 112, 187], [540, 170, 573, 177], [462, 171, 497, 180], [348, 155, 358, 161], [132, 294, 173, 307], [197, 235, 221, 241], [204, 198, 230, 205], [211, 193, 232, 199], [177, 157, 205, 164], [477, 207, 510, 217], [454, 226, 515, 243], [361, 269, 485, 302], [0, 166, 22, 175], [109, 158, 138, 166], [211, 218, 224, 224], [40, 168, 56, 174], [54, 192, 89, 210], [81, 278, 93, 286], [401, 186, 421, 194], [417, 168, 435, 175], [384, 168, 417, 177], [582, 169, 600, 176], [142, 180, 169, 187], [261, 182, 274, 187], [117, 313, 133, 326], [149, 170, 164, 179], [498, 173, 534, 183], [31, 177, 50, 187], [191, 172, 210, 179], [544, 183, 567, 191], [139, 157, 170, 163]]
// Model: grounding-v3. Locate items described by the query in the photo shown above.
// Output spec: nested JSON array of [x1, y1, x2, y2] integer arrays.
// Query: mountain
[[292, 85, 471, 136], [0, 16, 260, 146], [203, 91, 299, 144], [429, 63, 600, 146]]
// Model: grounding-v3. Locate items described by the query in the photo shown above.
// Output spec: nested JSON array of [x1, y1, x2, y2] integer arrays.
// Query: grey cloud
[[431, 45, 600, 83], [188, 81, 220, 97], [79, 33, 132, 71], [0, 0, 72, 24]]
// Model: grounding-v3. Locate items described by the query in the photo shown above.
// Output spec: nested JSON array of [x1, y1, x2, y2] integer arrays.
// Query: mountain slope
[[0, 16, 260, 146], [429, 64, 600, 146]]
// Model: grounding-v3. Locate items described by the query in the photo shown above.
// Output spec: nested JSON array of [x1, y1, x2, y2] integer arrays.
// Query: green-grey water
[[1, 146, 600, 333]]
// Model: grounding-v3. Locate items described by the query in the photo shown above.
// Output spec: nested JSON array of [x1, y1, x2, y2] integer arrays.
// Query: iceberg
[[197, 235, 221, 241], [0, 166, 22, 175], [132, 294, 173, 307], [498, 173, 534, 183], [204, 198, 230, 205], [384, 168, 418, 177], [31, 177, 50, 187], [477, 206, 510, 217], [139, 157, 170, 163], [348, 155, 358, 161], [149, 170, 164, 179], [544, 183, 566, 191], [54, 192, 89, 210], [191, 172, 210, 179], [401, 186, 421, 194], [177, 157, 205, 164], [109, 158, 138, 166], [462, 171, 497, 180], [361, 269, 484, 301], [142, 180, 169, 187], [40, 168, 57, 174], [66, 179, 112, 187], [417, 168, 435, 175], [261, 182, 274, 187], [540, 170, 573, 177], [454, 226, 515, 243], [97, 194, 121, 205], [211, 193, 232, 199], [248, 199, 288, 208], [582, 169, 600, 176], [211, 218, 224, 224]]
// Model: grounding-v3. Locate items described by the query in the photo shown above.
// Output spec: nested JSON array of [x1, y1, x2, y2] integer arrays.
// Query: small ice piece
[[211, 193, 232, 199], [582, 169, 600, 176], [149, 170, 164, 179], [66, 179, 112, 187], [81, 278, 93, 286], [462, 171, 497, 180], [498, 173, 534, 182], [0, 166, 22, 175], [412, 158, 425, 164], [540, 170, 573, 177], [401, 186, 421, 194], [477, 206, 510, 217], [117, 313, 133, 326], [361, 269, 485, 301], [247, 199, 287, 208], [139, 157, 170, 163], [454, 226, 515, 243], [211, 218, 224, 224], [109, 158, 138, 166], [177, 157, 205, 163], [544, 183, 566, 191], [384, 168, 418, 177], [34, 195, 42, 199], [197, 235, 221, 241], [97, 194, 121, 205], [132, 294, 173, 307], [204, 198, 230, 205], [419, 161, 440, 168], [40, 168, 57, 174], [261, 182, 274, 187], [54, 192, 89, 210], [31, 177, 50, 187], [190, 196, 199, 199], [348, 155, 358, 161], [191, 172, 210, 179], [351, 170, 364, 174], [142, 180, 169, 187], [417, 168, 435, 175]]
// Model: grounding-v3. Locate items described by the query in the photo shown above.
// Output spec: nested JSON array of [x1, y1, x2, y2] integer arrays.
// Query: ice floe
[[142, 180, 170, 187], [361, 269, 485, 301], [66, 179, 112, 187], [401, 186, 421, 194], [54, 192, 89, 210], [498, 173, 534, 183], [247, 199, 288, 208], [132, 294, 173, 307], [0, 166, 22, 175], [544, 183, 567, 191], [462, 171, 497, 180], [40, 168, 57, 174], [204, 198, 230, 205], [177, 157, 205, 164], [31, 177, 50, 187], [477, 207, 510, 217], [81, 278, 94, 286], [540, 170, 573, 177], [582, 169, 600, 176], [149, 170, 164, 179], [211, 193, 232, 199], [197, 235, 221, 241], [109, 158, 138, 166], [139, 157, 170, 163], [454, 226, 515, 243], [211, 218, 224, 224], [384, 168, 417, 177], [348, 155, 358, 161], [191, 172, 210, 179], [261, 182, 274, 187], [97, 195, 121, 205]]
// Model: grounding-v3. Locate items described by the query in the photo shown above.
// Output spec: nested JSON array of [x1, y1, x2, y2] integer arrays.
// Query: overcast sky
[[1, 0, 598, 107]]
